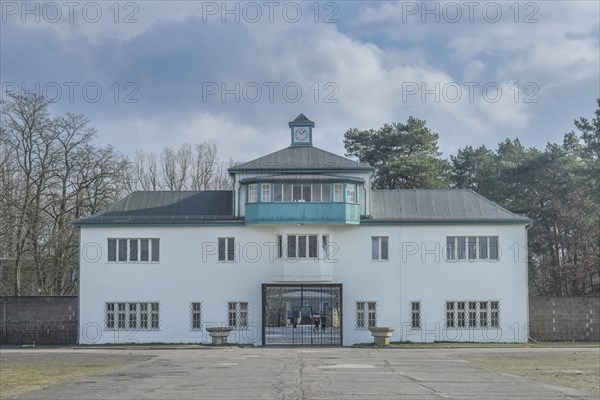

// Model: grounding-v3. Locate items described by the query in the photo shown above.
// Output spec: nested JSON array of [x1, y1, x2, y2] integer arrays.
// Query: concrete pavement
[[4, 347, 598, 400]]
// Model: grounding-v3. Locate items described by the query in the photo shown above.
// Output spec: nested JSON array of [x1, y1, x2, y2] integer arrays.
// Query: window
[[371, 236, 389, 260], [445, 301, 500, 329], [346, 184, 357, 203], [106, 303, 115, 329], [276, 235, 283, 258], [248, 184, 258, 203], [333, 183, 343, 202], [356, 301, 376, 329], [457, 302, 466, 327], [491, 301, 500, 327], [479, 301, 488, 327], [446, 236, 499, 260], [411, 302, 421, 329], [105, 302, 159, 330], [151, 303, 160, 329], [446, 302, 454, 328], [218, 237, 235, 262], [273, 184, 332, 202], [468, 302, 477, 327], [322, 235, 329, 258], [191, 302, 202, 330], [108, 239, 159, 262], [128, 303, 137, 329], [228, 301, 248, 329], [286, 235, 318, 258], [261, 184, 270, 202]]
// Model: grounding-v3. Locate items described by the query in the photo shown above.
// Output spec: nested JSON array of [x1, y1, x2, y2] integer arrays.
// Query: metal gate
[[262, 283, 342, 346]]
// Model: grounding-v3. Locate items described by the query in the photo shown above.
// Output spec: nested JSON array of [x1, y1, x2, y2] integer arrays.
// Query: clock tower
[[289, 113, 314, 146]]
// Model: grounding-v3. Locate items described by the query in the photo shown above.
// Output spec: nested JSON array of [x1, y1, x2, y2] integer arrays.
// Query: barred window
[[356, 301, 376, 329], [191, 302, 202, 330], [105, 302, 159, 331], [411, 302, 421, 329], [228, 301, 249, 329], [106, 303, 115, 329], [491, 301, 500, 327], [446, 302, 455, 328], [108, 239, 159, 262], [446, 301, 500, 329]]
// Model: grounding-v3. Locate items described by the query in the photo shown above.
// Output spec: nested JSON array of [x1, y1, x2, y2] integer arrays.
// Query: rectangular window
[[309, 235, 318, 258], [446, 301, 499, 329], [346, 184, 356, 203], [140, 239, 149, 261], [468, 301, 477, 327], [321, 184, 331, 202], [333, 183, 343, 202], [118, 239, 127, 262], [312, 184, 321, 202], [411, 302, 421, 329], [293, 184, 302, 201], [118, 303, 126, 329], [356, 301, 376, 329], [276, 235, 283, 258], [150, 303, 159, 329], [218, 237, 235, 262], [371, 236, 389, 260], [129, 239, 138, 262], [105, 302, 159, 331], [140, 303, 148, 329], [106, 303, 115, 329], [248, 184, 258, 203], [274, 184, 282, 201], [446, 302, 455, 328], [286, 235, 318, 258], [467, 237, 477, 260], [261, 184, 271, 202], [151, 239, 160, 262], [457, 302, 466, 327], [446, 236, 499, 261], [228, 301, 248, 329], [283, 184, 292, 201], [322, 235, 329, 258], [128, 303, 137, 329], [108, 239, 116, 262], [108, 239, 159, 263], [302, 185, 311, 202], [479, 301, 488, 327], [491, 301, 499, 327], [191, 302, 202, 330]]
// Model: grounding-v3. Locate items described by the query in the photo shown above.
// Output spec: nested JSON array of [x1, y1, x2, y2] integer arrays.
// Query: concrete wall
[[0, 296, 78, 344], [529, 296, 599, 342]]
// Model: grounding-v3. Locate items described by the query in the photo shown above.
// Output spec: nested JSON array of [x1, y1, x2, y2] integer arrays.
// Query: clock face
[[294, 127, 309, 143]]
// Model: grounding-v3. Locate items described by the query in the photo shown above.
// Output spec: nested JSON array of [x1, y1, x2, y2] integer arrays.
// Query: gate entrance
[[262, 284, 342, 346]]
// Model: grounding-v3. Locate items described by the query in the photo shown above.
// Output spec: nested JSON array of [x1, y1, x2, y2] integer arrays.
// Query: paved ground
[[3, 347, 598, 400]]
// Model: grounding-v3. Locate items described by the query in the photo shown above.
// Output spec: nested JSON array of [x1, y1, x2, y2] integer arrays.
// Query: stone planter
[[368, 327, 395, 346], [206, 327, 233, 345]]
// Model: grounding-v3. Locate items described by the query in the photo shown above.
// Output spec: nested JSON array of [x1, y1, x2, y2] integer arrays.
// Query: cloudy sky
[[2, 1, 599, 162]]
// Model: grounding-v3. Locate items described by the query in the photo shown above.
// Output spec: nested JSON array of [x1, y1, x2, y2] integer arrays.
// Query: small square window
[[371, 237, 389, 260]]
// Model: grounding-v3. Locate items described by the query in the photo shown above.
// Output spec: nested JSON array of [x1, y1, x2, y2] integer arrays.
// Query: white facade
[[77, 115, 530, 346], [78, 222, 529, 345]]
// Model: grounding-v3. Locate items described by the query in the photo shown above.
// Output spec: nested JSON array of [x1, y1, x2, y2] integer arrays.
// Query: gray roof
[[289, 113, 315, 127], [229, 146, 374, 173], [239, 174, 364, 184], [368, 189, 531, 223], [74, 191, 237, 226]]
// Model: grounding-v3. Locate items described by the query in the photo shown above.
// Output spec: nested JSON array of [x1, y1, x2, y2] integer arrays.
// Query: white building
[[76, 115, 531, 346]]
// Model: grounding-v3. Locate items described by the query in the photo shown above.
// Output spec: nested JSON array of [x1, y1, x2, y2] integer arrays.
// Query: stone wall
[[529, 296, 599, 342], [0, 296, 78, 345]]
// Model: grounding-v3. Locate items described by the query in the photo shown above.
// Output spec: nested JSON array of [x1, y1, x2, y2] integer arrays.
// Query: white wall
[[79, 223, 528, 345]]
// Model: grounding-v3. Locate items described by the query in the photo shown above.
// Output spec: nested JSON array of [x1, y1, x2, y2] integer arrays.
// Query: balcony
[[245, 202, 360, 225]]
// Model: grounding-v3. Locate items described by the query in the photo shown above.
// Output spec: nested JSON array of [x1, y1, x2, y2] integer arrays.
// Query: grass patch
[[460, 350, 600, 397], [0, 353, 150, 399]]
